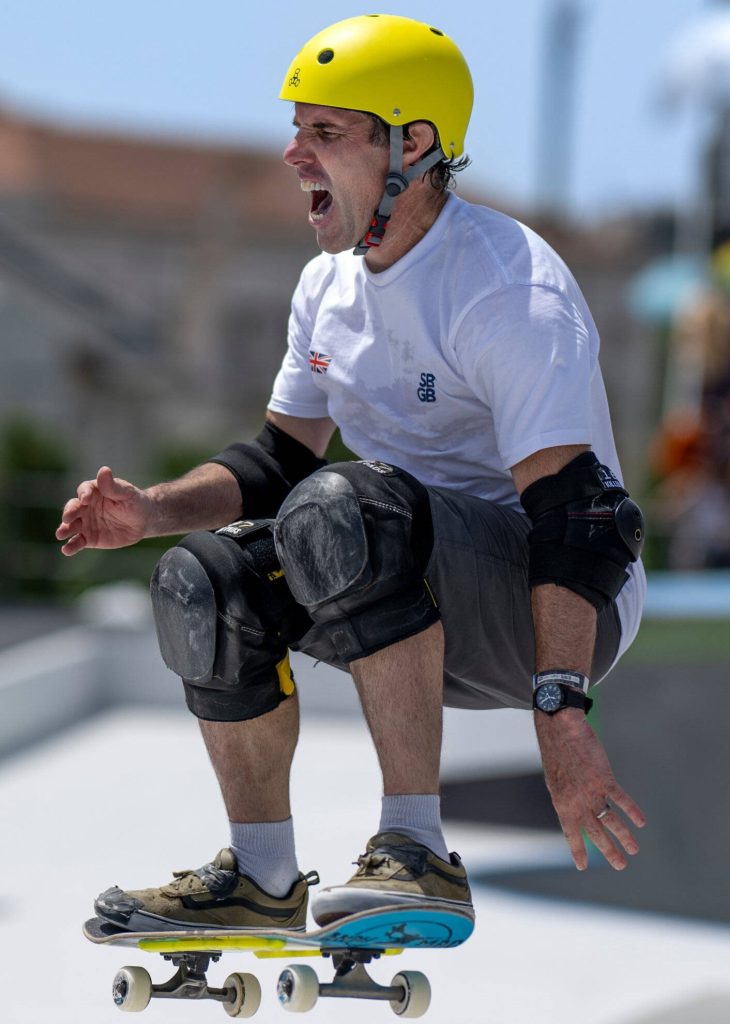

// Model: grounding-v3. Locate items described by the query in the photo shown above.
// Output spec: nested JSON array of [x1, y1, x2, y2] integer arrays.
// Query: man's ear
[[402, 121, 438, 167]]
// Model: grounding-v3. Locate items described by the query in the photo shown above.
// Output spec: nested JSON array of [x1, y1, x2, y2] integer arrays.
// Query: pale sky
[[0, 0, 721, 219]]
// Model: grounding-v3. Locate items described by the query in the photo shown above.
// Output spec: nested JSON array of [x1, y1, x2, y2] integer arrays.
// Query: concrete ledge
[[0, 627, 101, 758]]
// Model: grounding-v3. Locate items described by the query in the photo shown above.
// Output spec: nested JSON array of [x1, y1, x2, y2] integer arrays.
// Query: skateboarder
[[57, 14, 647, 934]]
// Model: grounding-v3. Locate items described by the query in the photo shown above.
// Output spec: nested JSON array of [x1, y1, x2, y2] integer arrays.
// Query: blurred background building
[[0, 108, 322, 595]]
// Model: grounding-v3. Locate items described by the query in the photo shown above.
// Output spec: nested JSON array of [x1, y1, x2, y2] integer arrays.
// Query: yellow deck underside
[[138, 935, 402, 959]]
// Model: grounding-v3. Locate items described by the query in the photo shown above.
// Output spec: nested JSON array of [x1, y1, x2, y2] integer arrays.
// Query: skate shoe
[[311, 832, 474, 926], [94, 848, 318, 933]]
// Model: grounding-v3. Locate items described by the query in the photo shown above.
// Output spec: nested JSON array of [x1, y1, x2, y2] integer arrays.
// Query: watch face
[[535, 682, 563, 712]]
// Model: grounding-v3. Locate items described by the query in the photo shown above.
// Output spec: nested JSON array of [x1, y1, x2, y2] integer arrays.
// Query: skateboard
[[83, 904, 474, 1018]]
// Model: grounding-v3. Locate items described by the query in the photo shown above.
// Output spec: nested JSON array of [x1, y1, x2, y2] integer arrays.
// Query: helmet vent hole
[[317, 49, 335, 64], [430, 27, 444, 36]]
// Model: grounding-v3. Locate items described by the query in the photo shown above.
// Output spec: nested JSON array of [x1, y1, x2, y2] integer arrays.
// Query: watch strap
[[532, 670, 590, 694]]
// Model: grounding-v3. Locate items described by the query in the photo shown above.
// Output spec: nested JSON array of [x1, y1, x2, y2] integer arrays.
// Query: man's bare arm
[[511, 445, 646, 871], [57, 412, 336, 556]]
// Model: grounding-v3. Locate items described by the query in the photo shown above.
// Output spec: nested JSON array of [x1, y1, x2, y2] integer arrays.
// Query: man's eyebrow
[[291, 117, 343, 129]]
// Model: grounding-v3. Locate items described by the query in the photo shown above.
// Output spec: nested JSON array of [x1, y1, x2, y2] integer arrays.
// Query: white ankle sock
[[378, 794, 449, 861], [229, 817, 299, 898]]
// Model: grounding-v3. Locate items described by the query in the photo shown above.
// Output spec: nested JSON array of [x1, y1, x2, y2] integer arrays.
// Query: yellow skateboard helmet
[[279, 13, 473, 159]]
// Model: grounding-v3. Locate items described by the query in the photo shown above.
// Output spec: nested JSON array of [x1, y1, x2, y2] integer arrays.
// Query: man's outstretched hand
[[535, 708, 646, 871], [56, 466, 150, 556]]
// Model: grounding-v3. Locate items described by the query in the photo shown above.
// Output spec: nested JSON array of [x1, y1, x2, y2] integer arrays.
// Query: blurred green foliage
[[624, 617, 730, 662], [325, 428, 356, 463], [0, 417, 70, 598], [0, 420, 214, 600]]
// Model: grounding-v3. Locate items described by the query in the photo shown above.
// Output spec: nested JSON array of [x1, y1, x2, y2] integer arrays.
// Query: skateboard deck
[[84, 905, 474, 1017]]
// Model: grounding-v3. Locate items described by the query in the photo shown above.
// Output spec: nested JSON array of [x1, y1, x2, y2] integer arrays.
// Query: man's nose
[[283, 133, 307, 167]]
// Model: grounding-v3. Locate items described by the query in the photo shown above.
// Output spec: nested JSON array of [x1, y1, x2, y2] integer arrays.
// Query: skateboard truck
[[112, 951, 263, 1017], [276, 950, 431, 1016]]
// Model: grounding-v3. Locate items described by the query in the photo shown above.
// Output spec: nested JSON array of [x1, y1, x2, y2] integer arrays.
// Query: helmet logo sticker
[[288, 67, 301, 87]]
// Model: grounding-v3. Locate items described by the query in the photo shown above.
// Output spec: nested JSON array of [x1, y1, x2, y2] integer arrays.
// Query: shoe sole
[[97, 906, 307, 934], [312, 887, 475, 928]]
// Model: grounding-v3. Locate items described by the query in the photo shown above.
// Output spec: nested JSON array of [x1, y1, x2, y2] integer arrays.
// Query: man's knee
[[150, 521, 308, 722], [273, 461, 439, 663]]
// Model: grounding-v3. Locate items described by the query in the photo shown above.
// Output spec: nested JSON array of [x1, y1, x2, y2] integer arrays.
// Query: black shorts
[[292, 485, 621, 710]]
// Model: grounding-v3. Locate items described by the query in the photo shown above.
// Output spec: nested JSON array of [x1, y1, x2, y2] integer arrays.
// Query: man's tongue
[[311, 189, 333, 217]]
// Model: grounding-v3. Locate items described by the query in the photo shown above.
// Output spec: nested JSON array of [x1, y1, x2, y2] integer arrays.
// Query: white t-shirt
[[268, 193, 645, 660]]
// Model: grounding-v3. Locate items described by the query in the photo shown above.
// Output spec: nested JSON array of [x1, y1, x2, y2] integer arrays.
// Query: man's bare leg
[[348, 620, 450, 862], [199, 692, 300, 821], [198, 693, 301, 895], [349, 620, 444, 795]]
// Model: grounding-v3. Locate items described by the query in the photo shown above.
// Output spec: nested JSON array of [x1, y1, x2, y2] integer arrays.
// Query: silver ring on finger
[[596, 804, 611, 821]]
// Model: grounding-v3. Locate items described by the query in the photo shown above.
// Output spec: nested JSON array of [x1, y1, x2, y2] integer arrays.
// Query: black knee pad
[[150, 520, 310, 722], [273, 461, 439, 663]]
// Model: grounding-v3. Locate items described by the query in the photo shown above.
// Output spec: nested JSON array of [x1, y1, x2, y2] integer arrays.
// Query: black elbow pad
[[520, 452, 645, 610], [206, 421, 327, 518]]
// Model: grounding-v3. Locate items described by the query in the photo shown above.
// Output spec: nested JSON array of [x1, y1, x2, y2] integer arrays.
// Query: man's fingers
[[59, 497, 83, 527], [562, 822, 588, 871], [76, 480, 97, 504], [559, 789, 645, 870], [583, 819, 628, 870], [60, 533, 86, 556], [599, 810, 640, 857], [96, 466, 130, 498], [75, 467, 123, 506], [56, 521, 74, 540], [608, 784, 647, 829]]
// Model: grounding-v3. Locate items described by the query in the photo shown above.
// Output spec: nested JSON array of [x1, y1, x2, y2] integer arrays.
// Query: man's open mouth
[[301, 180, 334, 223]]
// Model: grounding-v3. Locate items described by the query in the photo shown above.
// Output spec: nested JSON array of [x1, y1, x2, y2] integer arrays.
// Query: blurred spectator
[[650, 246, 730, 568]]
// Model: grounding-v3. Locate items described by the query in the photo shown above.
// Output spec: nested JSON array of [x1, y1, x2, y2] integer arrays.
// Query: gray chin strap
[[353, 125, 444, 256]]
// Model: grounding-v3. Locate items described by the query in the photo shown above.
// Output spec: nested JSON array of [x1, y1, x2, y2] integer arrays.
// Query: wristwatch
[[533, 682, 593, 715]]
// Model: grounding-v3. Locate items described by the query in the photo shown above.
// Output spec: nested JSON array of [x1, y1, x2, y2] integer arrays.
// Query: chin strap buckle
[[359, 212, 391, 251]]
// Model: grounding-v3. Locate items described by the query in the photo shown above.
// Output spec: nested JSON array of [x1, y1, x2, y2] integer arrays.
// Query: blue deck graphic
[[292, 908, 474, 950]]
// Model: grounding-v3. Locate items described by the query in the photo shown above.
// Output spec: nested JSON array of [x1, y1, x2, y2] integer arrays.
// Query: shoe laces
[[354, 841, 429, 878], [159, 870, 192, 896], [163, 859, 238, 898], [353, 852, 394, 877]]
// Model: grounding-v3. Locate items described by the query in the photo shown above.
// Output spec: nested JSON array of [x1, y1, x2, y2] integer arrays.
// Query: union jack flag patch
[[308, 350, 332, 374]]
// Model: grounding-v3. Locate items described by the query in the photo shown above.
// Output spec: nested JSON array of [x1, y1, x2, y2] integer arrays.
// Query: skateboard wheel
[[277, 965, 320, 1013], [112, 966, 152, 1012], [224, 972, 262, 1018], [389, 971, 431, 1018]]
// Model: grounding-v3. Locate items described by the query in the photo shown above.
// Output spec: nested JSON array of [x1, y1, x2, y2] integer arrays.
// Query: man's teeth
[[300, 181, 327, 192]]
